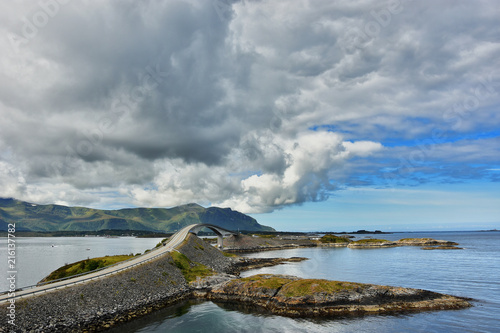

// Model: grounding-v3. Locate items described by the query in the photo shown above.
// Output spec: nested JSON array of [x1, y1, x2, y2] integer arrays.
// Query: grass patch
[[222, 252, 238, 257], [203, 237, 218, 244], [237, 274, 293, 290], [194, 241, 205, 251], [398, 238, 433, 242], [155, 237, 170, 248], [319, 234, 350, 243], [170, 251, 214, 283], [256, 234, 276, 239], [41, 255, 134, 283], [350, 239, 390, 244], [280, 279, 364, 297]]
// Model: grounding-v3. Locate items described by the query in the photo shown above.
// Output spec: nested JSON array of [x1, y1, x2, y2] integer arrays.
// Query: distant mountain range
[[0, 198, 275, 233]]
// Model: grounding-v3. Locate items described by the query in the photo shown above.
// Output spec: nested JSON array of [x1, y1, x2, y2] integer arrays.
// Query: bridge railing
[[0, 240, 173, 301], [1, 225, 237, 302]]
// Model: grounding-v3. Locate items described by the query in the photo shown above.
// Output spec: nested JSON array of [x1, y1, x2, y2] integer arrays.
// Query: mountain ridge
[[0, 198, 274, 232]]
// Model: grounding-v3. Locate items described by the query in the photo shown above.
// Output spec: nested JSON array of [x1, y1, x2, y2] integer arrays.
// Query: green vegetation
[[0, 198, 274, 232], [398, 238, 434, 242], [236, 274, 294, 290], [170, 251, 214, 283], [40, 255, 134, 283], [230, 275, 366, 296], [319, 234, 350, 243], [256, 234, 276, 238], [202, 237, 218, 244], [222, 251, 238, 257], [155, 237, 172, 247], [193, 240, 205, 251], [280, 279, 364, 297], [350, 238, 390, 244]]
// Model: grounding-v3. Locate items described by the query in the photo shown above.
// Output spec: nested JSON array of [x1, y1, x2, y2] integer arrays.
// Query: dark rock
[[232, 257, 308, 271], [0, 235, 471, 332], [201, 274, 472, 318], [397, 238, 459, 246]]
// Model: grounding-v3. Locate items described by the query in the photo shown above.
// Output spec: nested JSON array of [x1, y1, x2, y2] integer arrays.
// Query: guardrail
[[0, 241, 174, 301]]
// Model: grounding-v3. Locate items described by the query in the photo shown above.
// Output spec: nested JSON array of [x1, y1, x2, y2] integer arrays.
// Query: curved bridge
[[0, 223, 239, 304], [186, 223, 238, 249]]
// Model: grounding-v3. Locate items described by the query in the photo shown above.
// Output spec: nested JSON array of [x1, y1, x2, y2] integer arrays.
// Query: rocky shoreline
[[231, 257, 308, 271], [0, 235, 222, 333], [193, 274, 471, 318], [224, 234, 464, 251], [0, 235, 471, 332]]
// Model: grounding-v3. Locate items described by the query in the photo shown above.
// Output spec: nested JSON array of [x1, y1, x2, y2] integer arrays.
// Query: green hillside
[[0, 198, 274, 232]]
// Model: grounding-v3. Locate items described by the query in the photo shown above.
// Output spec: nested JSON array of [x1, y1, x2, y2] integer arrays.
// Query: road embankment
[[0, 234, 471, 332], [0, 234, 234, 332]]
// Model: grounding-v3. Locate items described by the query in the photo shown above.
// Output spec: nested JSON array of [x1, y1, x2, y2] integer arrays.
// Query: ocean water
[[2, 232, 499, 332], [108, 231, 500, 333], [0, 236, 164, 291]]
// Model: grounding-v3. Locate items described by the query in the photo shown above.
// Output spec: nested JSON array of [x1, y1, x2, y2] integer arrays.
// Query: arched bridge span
[[0, 223, 239, 303], [186, 223, 238, 249]]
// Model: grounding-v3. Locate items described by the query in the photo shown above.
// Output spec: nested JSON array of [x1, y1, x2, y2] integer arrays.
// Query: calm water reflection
[[111, 231, 500, 333], [2, 232, 499, 332]]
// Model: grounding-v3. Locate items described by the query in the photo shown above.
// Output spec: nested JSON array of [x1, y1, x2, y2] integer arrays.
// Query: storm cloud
[[0, 0, 499, 212]]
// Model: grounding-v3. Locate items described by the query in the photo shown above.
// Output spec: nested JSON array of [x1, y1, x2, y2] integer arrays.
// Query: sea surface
[[2, 231, 499, 332], [0, 236, 164, 290]]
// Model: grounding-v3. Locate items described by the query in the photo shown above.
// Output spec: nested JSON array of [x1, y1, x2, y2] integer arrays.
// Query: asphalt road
[[0, 224, 196, 304]]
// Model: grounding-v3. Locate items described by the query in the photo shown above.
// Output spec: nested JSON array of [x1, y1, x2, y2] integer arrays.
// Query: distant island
[[0, 198, 274, 233], [223, 234, 463, 251]]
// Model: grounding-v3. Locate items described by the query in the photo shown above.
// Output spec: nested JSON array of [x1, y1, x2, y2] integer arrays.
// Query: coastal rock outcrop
[[0, 234, 231, 333], [223, 234, 317, 252], [396, 238, 459, 246], [421, 245, 463, 250], [231, 257, 308, 272], [1, 252, 191, 332], [0, 234, 470, 332], [200, 274, 472, 318], [347, 239, 397, 248]]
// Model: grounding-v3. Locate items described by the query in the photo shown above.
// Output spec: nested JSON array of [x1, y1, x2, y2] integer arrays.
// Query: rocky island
[[397, 238, 463, 249], [224, 234, 464, 251], [194, 274, 471, 317], [0, 234, 471, 332], [347, 238, 398, 248]]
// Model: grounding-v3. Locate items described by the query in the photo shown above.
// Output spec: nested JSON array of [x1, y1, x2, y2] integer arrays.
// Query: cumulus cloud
[[128, 131, 382, 213], [0, 0, 499, 213]]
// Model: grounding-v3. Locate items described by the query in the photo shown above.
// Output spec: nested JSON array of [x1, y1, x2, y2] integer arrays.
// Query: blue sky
[[0, 0, 499, 231], [252, 183, 500, 232]]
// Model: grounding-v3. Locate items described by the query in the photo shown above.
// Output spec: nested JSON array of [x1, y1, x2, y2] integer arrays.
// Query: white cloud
[[127, 131, 382, 213], [0, 0, 499, 213]]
